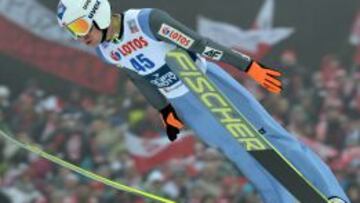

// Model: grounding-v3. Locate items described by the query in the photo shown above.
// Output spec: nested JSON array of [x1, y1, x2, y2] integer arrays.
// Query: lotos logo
[[161, 26, 170, 35], [110, 51, 122, 61], [57, 2, 67, 20], [158, 24, 195, 49], [88, 0, 100, 19], [109, 36, 149, 61], [116, 36, 149, 57]]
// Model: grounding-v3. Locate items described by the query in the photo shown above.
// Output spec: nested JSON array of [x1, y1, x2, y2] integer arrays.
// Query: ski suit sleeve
[[119, 68, 169, 110], [148, 8, 253, 71]]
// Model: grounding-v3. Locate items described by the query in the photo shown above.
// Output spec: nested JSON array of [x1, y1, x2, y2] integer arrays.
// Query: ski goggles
[[65, 17, 92, 39]]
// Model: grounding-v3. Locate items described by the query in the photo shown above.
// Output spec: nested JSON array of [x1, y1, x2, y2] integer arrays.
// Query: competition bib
[[96, 9, 206, 98]]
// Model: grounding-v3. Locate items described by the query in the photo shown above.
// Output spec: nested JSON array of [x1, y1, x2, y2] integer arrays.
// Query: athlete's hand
[[246, 61, 283, 94], [160, 105, 184, 142]]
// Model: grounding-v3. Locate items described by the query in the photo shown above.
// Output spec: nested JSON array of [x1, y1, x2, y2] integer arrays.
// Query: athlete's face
[[78, 25, 103, 47]]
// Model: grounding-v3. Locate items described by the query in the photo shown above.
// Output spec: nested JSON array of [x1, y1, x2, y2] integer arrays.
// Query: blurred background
[[0, 0, 359, 202]]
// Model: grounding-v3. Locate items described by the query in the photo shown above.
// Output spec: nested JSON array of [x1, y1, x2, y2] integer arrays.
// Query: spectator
[[0, 51, 358, 202]]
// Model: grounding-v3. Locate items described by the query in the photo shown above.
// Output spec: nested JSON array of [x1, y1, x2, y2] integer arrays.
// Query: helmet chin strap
[[93, 22, 108, 43], [98, 14, 122, 43], [101, 28, 108, 43]]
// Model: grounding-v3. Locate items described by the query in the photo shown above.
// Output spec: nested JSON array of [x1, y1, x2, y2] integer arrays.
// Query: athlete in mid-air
[[56, 0, 348, 202]]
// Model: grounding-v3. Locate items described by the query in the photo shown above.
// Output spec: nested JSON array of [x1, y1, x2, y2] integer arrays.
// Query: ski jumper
[[95, 8, 349, 203]]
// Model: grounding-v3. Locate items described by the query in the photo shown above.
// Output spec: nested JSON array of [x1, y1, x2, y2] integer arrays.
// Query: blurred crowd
[[0, 50, 359, 203]]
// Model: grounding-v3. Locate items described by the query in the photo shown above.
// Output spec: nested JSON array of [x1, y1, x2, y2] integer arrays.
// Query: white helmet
[[57, 0, 111, 38]]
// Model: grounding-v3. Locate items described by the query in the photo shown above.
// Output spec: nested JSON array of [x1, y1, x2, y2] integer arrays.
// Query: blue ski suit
[[95, 8, 349, 203]]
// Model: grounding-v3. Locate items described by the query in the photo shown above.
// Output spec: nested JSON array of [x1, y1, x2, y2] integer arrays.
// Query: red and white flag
[[252, 0, 274, 30], [125, 132, 196, 173], [197, 0, 294, 60], [350, 10, 360, 65], [350, 10, 360, 45]]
